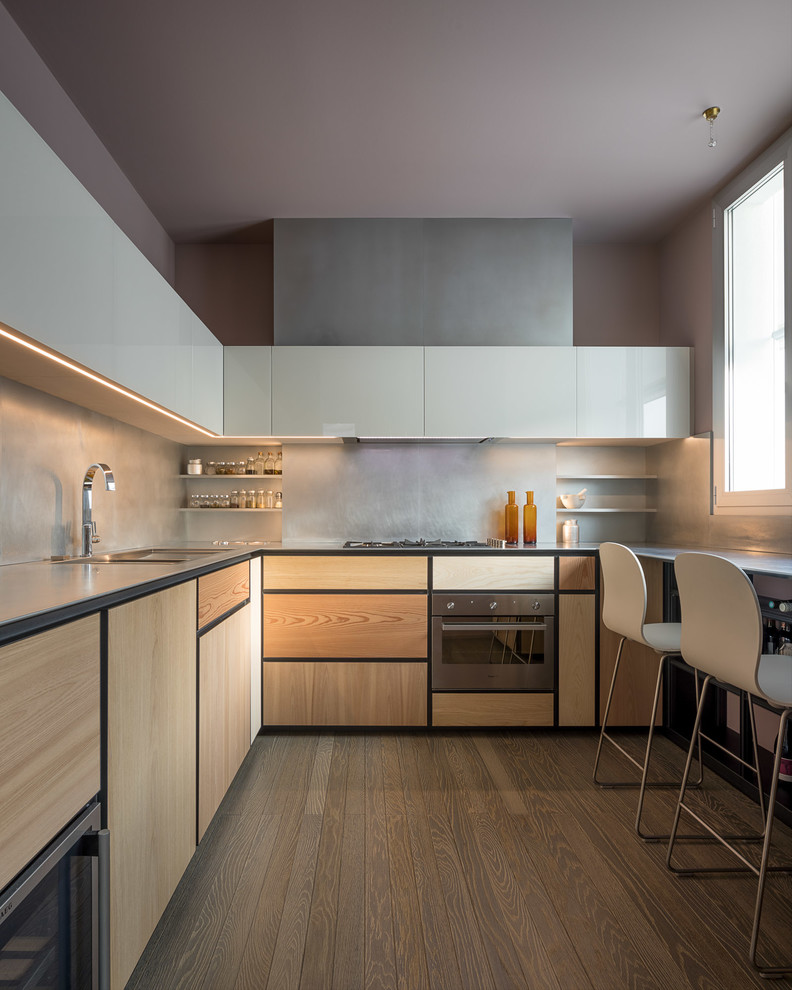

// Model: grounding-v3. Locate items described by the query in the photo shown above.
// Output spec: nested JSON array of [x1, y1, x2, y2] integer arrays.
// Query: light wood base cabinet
[[558, 594, 597, 726], [598, 556, 665, 727], [263, 661, 427, 726], [432, 692, 553, 727], [198, 603, 251, 839], [0, 615, 100, 892], [108, 582, 197, 990]]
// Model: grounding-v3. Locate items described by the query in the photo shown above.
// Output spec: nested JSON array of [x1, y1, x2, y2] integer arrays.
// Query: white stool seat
[[757, 653, 792, 707], [643, 622, 682, 654]]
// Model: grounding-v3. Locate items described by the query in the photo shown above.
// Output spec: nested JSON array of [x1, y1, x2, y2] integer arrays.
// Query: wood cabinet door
[[0, 615, 100, 892], [558, 594, 596, 726], [263, 593, 427, 658], [198, 604, 251, 839], [107, 582, 197, 990], [263, 661, 426, 726]]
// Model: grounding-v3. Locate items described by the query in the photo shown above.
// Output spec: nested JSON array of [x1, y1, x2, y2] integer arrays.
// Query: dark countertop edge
[[0, 549, 255, 648]]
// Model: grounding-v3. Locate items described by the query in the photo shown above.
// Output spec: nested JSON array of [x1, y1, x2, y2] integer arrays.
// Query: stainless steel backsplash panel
[[283, 441, 557, 543]]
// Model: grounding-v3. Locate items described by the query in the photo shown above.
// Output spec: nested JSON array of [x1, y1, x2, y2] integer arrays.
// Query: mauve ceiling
[[3, 0, 791, 243]]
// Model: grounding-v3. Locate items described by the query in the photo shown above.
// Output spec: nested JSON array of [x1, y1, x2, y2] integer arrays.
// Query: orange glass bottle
[[523, 490, 537, 545], [505, 491, 519, 545]]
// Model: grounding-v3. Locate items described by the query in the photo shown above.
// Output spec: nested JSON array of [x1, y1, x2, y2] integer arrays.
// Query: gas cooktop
[[343, 539, 490, 549]]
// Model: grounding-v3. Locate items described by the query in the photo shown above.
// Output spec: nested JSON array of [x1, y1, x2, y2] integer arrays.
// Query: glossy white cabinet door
[[576, 347, 691, 438], [113, 227, 186, 415], [223, 346, 272, 435], [0, 94, 115, 377], [424, 346, 576, 437], [190, 313, 224, 435], [272, 346, 424, 437], [223, 346, 272, 437]]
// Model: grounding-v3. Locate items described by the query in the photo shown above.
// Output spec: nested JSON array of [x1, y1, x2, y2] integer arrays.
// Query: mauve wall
[[0, 377, 185, 565], [0, 4, 174, 281], [175, 244, 274, 345], [573, 244, 660, 346], [658, 203, 713, 435]]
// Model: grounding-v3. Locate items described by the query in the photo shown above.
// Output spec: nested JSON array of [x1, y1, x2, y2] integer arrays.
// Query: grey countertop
[[0, 540, 789, 642], [625, 543, 792, 579]]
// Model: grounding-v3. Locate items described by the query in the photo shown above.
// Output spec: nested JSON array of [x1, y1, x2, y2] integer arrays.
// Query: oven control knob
[[446, 602, 455, 610], [490, 601, 497, 610], [532, 600, 541, 611]]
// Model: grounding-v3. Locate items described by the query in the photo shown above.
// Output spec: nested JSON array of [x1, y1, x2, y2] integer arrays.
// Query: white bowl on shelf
[[560, 492, 587, 509]]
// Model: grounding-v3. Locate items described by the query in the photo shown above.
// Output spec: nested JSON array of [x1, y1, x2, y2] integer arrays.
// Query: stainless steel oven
[[431, 593, 555, 691], [0, 802, 108, 990]]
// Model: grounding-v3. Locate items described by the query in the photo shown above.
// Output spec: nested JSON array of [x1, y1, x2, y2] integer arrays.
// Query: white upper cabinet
[[223, 346, 272, 436], [272, 346, 424, 436], [576, 347, 691, 438], [0, 92, 224, 434], [0, 93, 114, 377], [113, 226, 184, 413], [183, 302, 224, 434], [424, 347, 577, 437]]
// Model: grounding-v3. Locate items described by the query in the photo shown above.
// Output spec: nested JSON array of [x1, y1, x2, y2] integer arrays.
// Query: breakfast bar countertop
[[626, 543, 792, 580]]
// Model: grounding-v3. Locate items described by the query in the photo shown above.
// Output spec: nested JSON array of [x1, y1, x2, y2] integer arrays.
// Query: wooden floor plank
[[128, 730, 792, 990], [266, 814, 324, 990], [382, 735, 432, 990], [300, 734, 349, 990], [363, 735, 398, 990]]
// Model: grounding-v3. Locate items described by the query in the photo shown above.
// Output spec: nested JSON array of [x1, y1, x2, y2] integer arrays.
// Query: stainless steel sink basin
[[53, 548, 230, 563]]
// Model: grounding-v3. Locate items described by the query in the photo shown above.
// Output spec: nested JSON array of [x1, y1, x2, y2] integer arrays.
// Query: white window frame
[[712, 128, 792, 515]]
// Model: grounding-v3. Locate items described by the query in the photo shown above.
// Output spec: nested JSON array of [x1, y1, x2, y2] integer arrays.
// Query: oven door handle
[[439, 622, 548, 632]]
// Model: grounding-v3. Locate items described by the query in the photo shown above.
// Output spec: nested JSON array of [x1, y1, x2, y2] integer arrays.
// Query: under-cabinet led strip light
[[0, 325, 218, 437]]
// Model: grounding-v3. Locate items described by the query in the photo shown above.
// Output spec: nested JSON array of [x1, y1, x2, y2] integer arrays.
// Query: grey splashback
[[274, 219, 572, 346], [282, 442, 556, 542], [0, 376, 185, 564], [648, 436, 792, 555]]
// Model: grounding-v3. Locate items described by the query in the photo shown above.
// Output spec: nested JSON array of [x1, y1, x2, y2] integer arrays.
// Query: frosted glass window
[[724, 164, 785, 492]]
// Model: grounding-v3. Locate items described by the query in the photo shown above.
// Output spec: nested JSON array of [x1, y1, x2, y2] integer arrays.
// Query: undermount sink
[[53, 548, 230, 564]]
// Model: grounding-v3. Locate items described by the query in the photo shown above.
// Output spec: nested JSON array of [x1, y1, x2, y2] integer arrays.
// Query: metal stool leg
[[667, 677, 771, 877], [749, 707, 792, 978]]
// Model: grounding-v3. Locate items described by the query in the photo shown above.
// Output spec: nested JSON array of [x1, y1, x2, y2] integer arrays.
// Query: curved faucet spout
[[81, 463, 115, 556]]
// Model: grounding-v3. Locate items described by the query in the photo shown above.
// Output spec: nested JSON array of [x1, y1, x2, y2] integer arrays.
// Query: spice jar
[[256, 489, 266, 509], [186, 458, 203, 475], [562, 518, 579, 544], [274, 492, 283, 509]]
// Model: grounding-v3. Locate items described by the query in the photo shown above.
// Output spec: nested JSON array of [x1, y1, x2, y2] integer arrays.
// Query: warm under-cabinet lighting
[[0, 325, 218, 437]]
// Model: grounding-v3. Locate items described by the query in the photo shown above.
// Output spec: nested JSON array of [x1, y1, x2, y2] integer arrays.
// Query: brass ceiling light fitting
[[702, 106, 720, 148]]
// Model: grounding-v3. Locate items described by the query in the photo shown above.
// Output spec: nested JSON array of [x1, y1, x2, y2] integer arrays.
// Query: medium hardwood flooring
[[127, 731, 792, 989]]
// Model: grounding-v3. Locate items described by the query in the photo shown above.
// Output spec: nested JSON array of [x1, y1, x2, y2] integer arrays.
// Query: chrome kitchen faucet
[[81, 463, 115, 556]]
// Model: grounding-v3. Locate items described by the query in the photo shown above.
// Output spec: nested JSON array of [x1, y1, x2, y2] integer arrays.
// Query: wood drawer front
[[432, 693, 554, 727], [198, 561, 249, 629], [263, 593, 428, 658], [263, 555, 428, 590], [558, 594, 596, 726], [432, 556, 554, 590], [263, 661, 427, 726], [0, 614, 100, 891], [558, 556, 596, 590]]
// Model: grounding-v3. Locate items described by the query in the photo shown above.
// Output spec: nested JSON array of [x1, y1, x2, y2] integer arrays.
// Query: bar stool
[[668, 551, 792, 977], [594, 542, 701, 840]]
